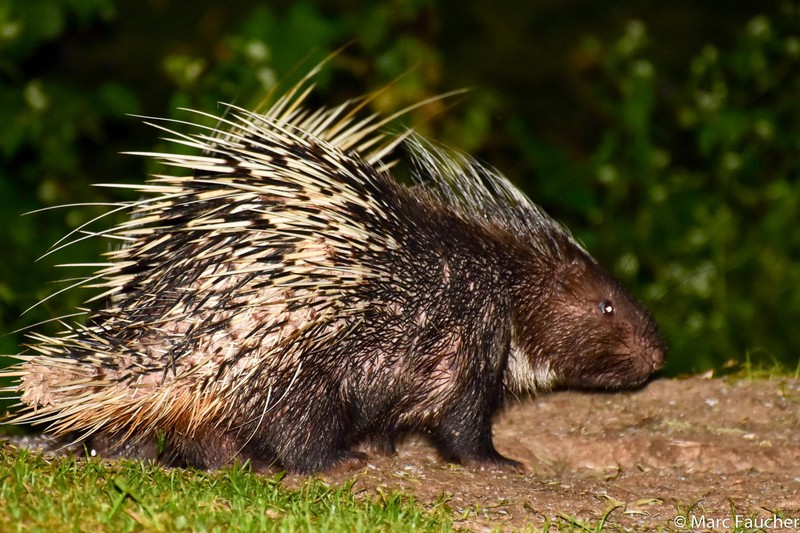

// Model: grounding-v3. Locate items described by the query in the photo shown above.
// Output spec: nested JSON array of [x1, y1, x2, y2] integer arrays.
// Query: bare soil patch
[[316, 377, 800, 531]]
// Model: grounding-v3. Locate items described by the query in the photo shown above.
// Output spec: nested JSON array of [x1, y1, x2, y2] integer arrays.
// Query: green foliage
[[567, 6, 800, 372], [0, 0, 127, 362], [0, 447, 452, 531]]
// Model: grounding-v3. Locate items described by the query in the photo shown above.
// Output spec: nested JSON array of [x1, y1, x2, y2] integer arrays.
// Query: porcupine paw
[[458, 452, 527, 474], [434, 427, 527, 473]]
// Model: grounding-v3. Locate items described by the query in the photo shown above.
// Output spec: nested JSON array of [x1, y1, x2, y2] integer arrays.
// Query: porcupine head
[[2, 73, 664, 474]]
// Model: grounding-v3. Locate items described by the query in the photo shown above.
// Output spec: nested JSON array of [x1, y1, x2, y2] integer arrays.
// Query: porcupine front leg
[[430, 336, 524, 471], [428, 316, 525, 471], [431, 396, 523, 471]]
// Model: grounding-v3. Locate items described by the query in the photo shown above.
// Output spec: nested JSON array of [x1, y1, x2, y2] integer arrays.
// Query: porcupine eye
[[599, 300, 614, 316]]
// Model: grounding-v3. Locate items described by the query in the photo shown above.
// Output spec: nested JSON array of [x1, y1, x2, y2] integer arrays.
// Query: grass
[[0, 446, 453, 532], [0, 444, 637, 532], [699, 352, 800, 381]]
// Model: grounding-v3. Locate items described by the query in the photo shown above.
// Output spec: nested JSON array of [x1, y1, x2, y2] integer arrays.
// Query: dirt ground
[[315, 377, 800, 531]]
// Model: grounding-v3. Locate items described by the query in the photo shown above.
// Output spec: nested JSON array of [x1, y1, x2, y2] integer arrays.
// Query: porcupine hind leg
[[273, 425, 369, 474], [173, 430, 263, 471], [251, 431, 367, 474], [175, 430, 282, 473], [242, 393, 368, 474]]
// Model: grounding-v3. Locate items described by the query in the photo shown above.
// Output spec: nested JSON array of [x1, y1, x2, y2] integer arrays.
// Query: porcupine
[[2, 74, 665, 474]]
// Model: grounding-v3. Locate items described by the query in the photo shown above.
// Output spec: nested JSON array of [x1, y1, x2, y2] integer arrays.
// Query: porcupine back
[[3, 75, 664, 473]]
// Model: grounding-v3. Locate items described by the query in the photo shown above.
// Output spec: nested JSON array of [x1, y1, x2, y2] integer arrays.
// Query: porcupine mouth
[[560, 345, 665, 392]]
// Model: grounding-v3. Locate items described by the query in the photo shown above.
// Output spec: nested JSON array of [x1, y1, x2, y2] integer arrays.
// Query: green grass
[[0, 445, 630, 532], [710, 352, 800, 381], [0, 446, 453, 532]]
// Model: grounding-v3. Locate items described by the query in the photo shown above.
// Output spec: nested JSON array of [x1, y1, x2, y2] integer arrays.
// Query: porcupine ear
[[406, 135, 581, 260]]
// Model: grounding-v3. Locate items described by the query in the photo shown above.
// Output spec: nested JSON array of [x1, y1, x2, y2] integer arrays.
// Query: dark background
[[1, 0, 798, 376]]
